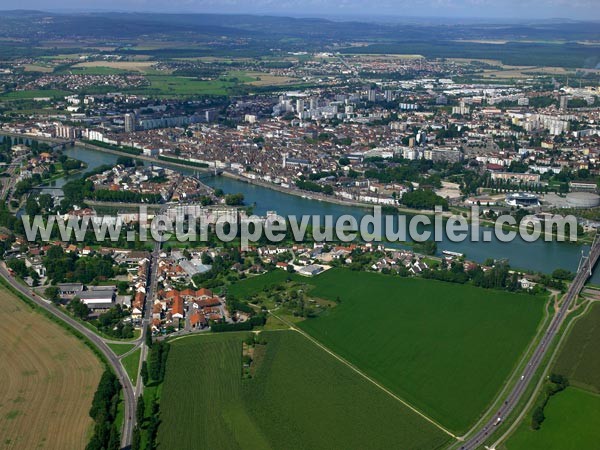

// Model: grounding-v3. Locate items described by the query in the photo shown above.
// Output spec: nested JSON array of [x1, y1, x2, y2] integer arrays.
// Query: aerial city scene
[[0, 1, 599, 450]]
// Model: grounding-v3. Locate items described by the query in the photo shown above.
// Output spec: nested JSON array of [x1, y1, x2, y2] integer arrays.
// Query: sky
[[1, 0, 598, 21]]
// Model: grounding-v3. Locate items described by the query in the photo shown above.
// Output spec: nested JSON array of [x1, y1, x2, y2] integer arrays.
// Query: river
[[59, 146, 597, 282]]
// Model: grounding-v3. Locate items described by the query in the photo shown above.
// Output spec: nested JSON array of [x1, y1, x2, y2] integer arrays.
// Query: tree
[[201, 252, 213, 265], [401, 189, 448, 210], [224, 193, 244, 206], [136, 395, 145, 426], [531, 406, 545, 430], [117, 281, 129, 295], [68, 298, 89, 319], [131, 426, 141, 450], [140, 361, 149, 386], [44, 286, 61, 304], [145, 326, 153, 348], [551, 269, 574, 281], [147, 342, 169, 383], [87, 370, 121, 450]]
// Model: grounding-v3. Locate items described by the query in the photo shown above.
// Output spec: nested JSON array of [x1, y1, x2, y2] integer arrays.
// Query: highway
[[460, 234, 600, 450], [0, 263, 136, 449]]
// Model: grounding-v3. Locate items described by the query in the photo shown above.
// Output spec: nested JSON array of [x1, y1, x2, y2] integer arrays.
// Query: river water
[[59, 146, 597, 282]]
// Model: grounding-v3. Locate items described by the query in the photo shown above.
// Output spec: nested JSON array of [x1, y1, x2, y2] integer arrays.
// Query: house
[[57, 283, 84, 299], [297, 265, 324, 277], [194, 297, 221, 309], [79, 286, 116, 309], [172, 293, 184, 319], [196, 288, 213, 299], [409, 260, 429, 275], [190, 311, 207, 329], [519, 278, 537, 290]]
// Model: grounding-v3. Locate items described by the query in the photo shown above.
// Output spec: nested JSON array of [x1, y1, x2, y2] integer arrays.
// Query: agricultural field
[[0, 287, 103, 450], [72, 61, 161, 73], [298, 269, 546, 433], [505, 387, 600, 450], [22, 64, 54, 72], [228, 70, 299, 86], [128, 74, 236, 96], [157, 331, 450, 450], [553, 302, 600, 393], [0, 89, 72, 99]]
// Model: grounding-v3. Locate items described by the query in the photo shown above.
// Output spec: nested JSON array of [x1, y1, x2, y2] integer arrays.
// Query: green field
[[506, 387, 600, 450], [553, 302, 600, 393], [68, 66, 129, 75], [107, 342, 136, 356], [157, 331, 449, 450], [129, 74, 235, 96], [121, 348, 141, 383], [227, 270, 296, 298], [0, 89, 72, 99], [296, 269, 545, 433]]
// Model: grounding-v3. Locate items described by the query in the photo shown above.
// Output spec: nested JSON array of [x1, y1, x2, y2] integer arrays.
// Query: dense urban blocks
[[157, 331, 450, 450], [298, 269, 546, 432]]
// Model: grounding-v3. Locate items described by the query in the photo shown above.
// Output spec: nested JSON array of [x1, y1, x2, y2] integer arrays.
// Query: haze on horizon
[[0, 0, 598, 22]]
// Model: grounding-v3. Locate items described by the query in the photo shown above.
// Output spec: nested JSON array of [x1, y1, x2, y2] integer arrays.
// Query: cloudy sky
[[2, 0, 598, 20]]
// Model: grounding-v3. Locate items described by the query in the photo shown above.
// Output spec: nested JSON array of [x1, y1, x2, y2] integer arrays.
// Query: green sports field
[[553, 302, 600, 393], [505, 387, 600, 450], [157, 331, 450, 450], [297, 269, 546, 433]]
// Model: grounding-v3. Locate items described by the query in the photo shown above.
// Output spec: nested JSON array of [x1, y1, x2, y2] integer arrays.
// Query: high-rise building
[[124, 113, 136, 133], [367, 89, 377, 102], [560, 96, 569, 111], [384, 90, 394, 102], [55, 124, 79, 139]]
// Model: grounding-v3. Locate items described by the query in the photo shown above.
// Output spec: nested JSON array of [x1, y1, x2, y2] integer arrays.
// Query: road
[[0, 263, 136, 449], [459, 235, 600, 450], [134, 207, 167, 398]]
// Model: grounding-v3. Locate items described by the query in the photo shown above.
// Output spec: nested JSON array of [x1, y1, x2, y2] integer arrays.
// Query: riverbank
[[220, 170, 457, 218], [2, 133, 458, 217]]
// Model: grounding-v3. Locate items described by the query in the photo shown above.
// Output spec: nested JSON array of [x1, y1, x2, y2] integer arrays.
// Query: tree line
[[86, 369, 122, 450]]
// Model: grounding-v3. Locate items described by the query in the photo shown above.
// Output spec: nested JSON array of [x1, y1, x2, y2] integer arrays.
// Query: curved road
[[460, 236, 600, 450], [0, 264, 136, 449]]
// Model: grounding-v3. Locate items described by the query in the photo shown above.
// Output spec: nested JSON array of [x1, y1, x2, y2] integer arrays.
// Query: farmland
[[297, 269, 546, 433], [505, 387, 600, 450], [72, 61, 160, 73], [127, 74, 236, 97], [157, 331, 450, 450], [0, 89, 72, 99], [0, 287, 103, 450], [553, 302, 600, 393]]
